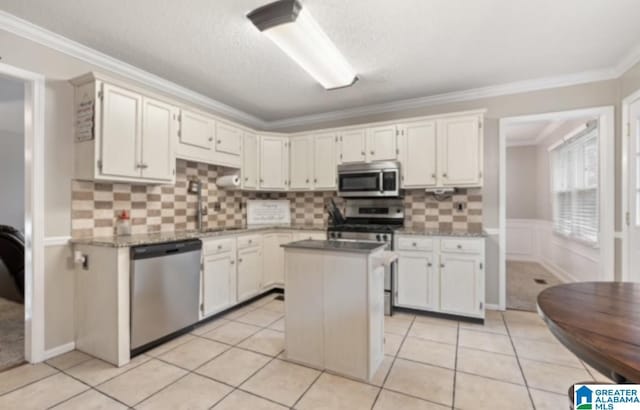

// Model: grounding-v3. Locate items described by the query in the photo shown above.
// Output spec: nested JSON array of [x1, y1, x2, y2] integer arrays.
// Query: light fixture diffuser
[[248, 0, 358, 90]]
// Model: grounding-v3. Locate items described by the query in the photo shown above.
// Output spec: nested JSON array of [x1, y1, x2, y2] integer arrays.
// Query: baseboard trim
[[43, 342, 75, 360], [538, 259, 577, 283], [485, 303, 502, 311]]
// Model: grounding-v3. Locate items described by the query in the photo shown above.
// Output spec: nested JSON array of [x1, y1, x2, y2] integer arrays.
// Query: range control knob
[[376, 234, 381, 241], [337, 232, 342, 239], [382, 234, 388, 242]]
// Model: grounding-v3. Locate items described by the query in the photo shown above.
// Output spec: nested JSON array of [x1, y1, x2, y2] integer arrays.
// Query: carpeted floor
[[507, 261, 562, 312], [0, 297, 24, 371]]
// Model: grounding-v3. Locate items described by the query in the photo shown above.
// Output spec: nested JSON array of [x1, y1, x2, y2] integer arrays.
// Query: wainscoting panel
[[506, 219, 600, 283]]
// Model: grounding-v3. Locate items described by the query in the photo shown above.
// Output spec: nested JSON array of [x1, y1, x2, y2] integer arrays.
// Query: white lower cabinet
[[237, 245, 263, 301], [262, 233, 293, 287], [439, 253, 484, 317], [395, 236, 485, 319], [202, 252, 236, 318], [201, 238, 237, 318], [396, 251, 438, 311]]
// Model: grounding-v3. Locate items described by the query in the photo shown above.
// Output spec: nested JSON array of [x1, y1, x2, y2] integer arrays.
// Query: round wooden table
[[537, 282, 640, 383]]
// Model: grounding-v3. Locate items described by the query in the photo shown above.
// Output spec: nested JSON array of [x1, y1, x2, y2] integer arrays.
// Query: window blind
[[551, 122, 599, 245]]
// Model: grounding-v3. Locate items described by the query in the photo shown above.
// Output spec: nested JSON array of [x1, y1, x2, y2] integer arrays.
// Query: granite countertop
[[396, 228, 488, 238], [71, 224, 327, 248], [281, 239, 387, 254]]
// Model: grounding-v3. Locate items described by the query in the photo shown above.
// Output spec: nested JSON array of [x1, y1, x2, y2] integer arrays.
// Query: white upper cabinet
[[366, 125, 397, 162], [398, 121, 437, 188], [141, 97, 176, 181], [215, 122, 242, 156], [338, 129, 367, 164], [438, 115, 483, 187], [97, 83, 175, 183], [179, 109, 214, 150], [260, 136, 289, 190], [313, 133, 337, 190], [289, 136, 314, 190], [242, 132, 259, 189], [100, 83, 142, 179]]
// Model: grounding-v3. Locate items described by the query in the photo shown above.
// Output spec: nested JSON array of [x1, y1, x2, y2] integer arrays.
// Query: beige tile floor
[[0, 293, 614, 410]]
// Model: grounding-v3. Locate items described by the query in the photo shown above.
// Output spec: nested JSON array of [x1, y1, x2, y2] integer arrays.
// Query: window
[[551, 123, 599, 245]]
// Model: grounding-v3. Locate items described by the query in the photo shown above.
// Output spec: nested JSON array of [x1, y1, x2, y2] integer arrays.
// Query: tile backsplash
[[71, 159, 482, 238]]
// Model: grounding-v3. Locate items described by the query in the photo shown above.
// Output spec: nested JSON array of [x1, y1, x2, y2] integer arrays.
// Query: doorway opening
[[498, 107, 615, 311], [0, 75, 26, 370]]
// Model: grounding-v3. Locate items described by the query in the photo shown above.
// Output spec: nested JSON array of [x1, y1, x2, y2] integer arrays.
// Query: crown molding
[[0, 11, 267, 129], [265, 68, 618, 130], [2, 10, 640, 133]]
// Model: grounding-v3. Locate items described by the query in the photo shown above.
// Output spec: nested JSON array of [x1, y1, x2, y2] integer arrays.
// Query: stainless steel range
[[327, 198, 404, 316]]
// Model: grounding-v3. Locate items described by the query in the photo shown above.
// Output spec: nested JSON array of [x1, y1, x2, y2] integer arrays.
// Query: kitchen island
[[282, 240, 394, 382]]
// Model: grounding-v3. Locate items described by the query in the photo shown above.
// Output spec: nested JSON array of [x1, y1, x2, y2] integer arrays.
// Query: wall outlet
[[213, 202, 221, 211], [454, 202, 466, 212]]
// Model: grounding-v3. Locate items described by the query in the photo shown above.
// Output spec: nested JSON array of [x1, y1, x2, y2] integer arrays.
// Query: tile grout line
[[0, 364, 61, 398], [369, 315, 416, 410], [451, 321, 460, 410], [501, 312, 537, 410], [290, 369, 325, 409]]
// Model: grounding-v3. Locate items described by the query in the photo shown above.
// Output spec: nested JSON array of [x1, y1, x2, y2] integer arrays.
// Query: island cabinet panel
[[285, 250, 325, 369], [323, 254, 369, 379], [284, 246, 385, 382]]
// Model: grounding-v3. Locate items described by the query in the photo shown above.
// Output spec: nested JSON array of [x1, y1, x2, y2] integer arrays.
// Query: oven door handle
[[379, 172, 384, 193]]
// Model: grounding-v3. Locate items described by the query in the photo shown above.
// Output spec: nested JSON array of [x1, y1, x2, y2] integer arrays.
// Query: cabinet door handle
[[245, 177, 248, 181], [314, 178, 317, 183], [217, 245, 222, 250], [412, 242, 417, 247], [306, 178, 309, 183], [440, 263, 445, 268], [238, 258, 243, 263], [370, 150, 375, 155], [361, 151, 365, 156], [431, 173, 436, 178], [208, 137, 213, 142], [442, 173, 448, 178], [217, 140, 221, 144], [427, 262, 432, 267], [457, 244, 462, 249], [230, 260, 235, 265], [260, 179, 264, 183]]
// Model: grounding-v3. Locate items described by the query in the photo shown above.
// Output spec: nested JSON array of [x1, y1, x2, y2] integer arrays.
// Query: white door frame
[[498, 106, 615, 310], [0, 63, 46, 363], [621, 89, 640, 282]]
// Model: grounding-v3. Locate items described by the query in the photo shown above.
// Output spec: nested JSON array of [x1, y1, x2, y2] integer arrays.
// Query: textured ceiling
[[1, 0, 640, 122]]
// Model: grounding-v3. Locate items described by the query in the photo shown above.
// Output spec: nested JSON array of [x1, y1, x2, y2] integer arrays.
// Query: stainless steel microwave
[[337, 161, 400, 198]]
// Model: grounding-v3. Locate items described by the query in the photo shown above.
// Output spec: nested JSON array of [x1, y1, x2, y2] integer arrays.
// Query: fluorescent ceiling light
[[248, 0, 358, 90]]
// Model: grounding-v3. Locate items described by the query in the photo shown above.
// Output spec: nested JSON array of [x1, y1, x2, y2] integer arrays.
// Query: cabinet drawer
[[203, 238, 234, 255], [440, 239, 483, 254], [237, 235, 261, 249], [397, 237, 434, 251]]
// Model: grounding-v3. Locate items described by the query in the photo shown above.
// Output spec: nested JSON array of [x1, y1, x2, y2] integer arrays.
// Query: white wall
[[0, 77, 25, 231], [506, 146, 538, 219]]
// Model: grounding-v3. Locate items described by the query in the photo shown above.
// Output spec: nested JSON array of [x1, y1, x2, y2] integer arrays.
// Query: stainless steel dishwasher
[[130, 239, 202, 352]]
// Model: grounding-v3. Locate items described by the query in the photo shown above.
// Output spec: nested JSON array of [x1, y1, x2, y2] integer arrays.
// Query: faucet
[[188, 179, 208, 232]]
